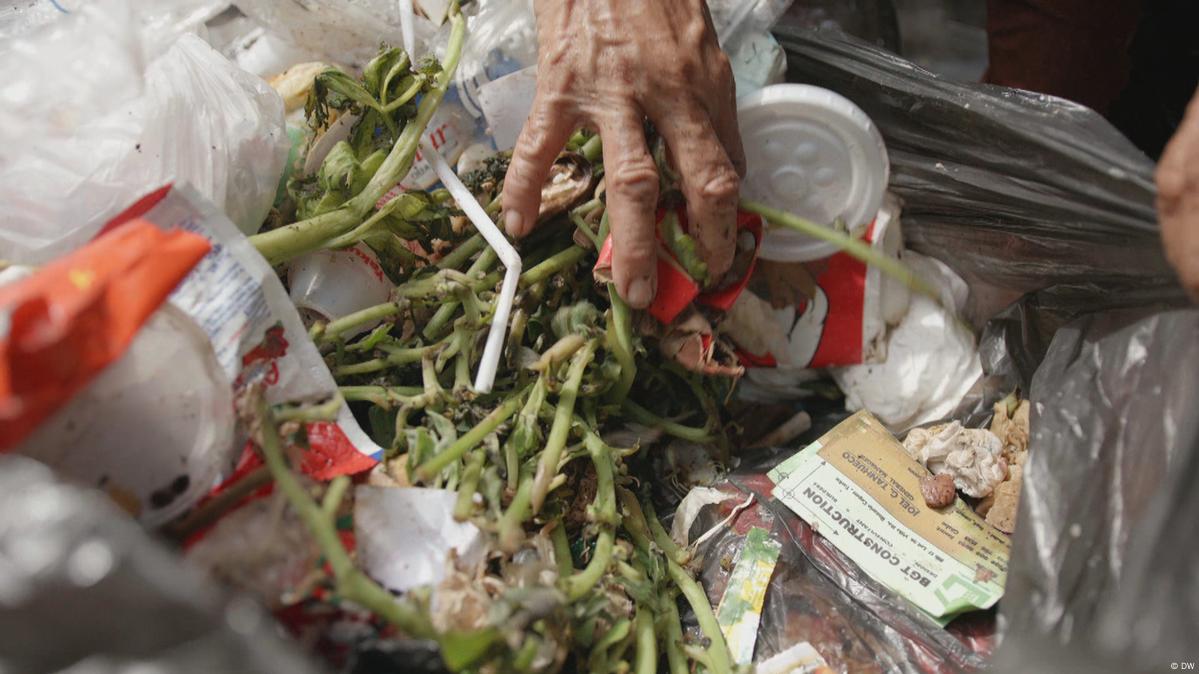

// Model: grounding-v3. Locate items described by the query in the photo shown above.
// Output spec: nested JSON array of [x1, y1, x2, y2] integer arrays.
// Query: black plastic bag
[[687, 25, 1199, 673]]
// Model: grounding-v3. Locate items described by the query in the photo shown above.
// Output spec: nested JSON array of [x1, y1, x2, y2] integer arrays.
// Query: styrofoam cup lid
[[738, 84, 889, 262]]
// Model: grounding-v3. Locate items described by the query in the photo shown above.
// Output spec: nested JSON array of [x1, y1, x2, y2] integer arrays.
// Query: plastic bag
[[0, 0, 288, 262], [0, 454, 325, 674], [725, 24, 1196, 673], [773, 24, 1181, 325], [679, 478, 994, 673], [990, 307, 1199, 673], [232, 0, 435, 69]]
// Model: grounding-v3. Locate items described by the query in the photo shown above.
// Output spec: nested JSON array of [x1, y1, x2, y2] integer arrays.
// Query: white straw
[[400, 0, 519, 393], [423, 140, 522, 393], [398, 0, 417, 58]]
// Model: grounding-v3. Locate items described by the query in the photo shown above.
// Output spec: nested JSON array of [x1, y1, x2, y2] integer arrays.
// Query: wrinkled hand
[[503, 0, 744, 309], [1158, 87, 1199, 301]]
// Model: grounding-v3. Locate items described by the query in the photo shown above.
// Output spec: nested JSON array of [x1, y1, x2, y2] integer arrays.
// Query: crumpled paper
[[903, 422, 1007, 499], [354, 487, 484, 593]]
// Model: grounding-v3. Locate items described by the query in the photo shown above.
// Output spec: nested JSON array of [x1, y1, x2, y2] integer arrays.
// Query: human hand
[[502, 0, 744, 309], [1157, 87, 1199, 301]]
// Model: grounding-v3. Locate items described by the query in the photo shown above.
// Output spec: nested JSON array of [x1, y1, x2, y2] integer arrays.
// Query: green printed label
[[715, 526, 782, 665]]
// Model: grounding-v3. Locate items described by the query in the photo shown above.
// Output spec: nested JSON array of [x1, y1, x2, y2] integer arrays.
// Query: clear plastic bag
[[0, 0, 288, 262], [0, 454, 325, 674], [232, 0, 437, 68]]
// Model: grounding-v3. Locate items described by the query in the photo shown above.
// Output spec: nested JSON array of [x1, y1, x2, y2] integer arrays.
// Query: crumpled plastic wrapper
[[0, 455, 324, 674], [903, 422, 1007, 499], [186, 492, 320, 609]]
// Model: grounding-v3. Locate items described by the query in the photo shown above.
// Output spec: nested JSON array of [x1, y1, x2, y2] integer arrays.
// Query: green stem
[[531, 341, 596, 513], [560, 433, 617, 601], [740, 198, 940, 302], [321, 475, 351, 519], [380, 76, 425, 112], [424, 247, 498, 340], [519, 245, 588, 288], [563, 528, 613, 602], [454, 450, 486, 521], [338, 385, 424, 405], [572, 212, 602, 249], [622, 399, 713, 444], [633, 605, 657, 674], [530, 333, 586, 372], [506, 375, 548, 491], [322, 302, 403, 342], [661, 594, 690, 674], [334, 344, 433, 376], [606, 284, 636, 404], [550, 522, 574, 578], [498, 474, 533, 553], [588, 618, 631, 673], [581, 134, 603, 164], [271, 394, 343, 423], [255, 399, 434, 638], [641, 497, 684, 562], [437, 233, 486, 270], [415, 386, 528, 482], [249, 11, 467, 266], [665, 553, 732, 674]]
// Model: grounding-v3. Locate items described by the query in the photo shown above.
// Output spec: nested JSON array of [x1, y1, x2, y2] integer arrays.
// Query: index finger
[[503, 91, 577, 238]]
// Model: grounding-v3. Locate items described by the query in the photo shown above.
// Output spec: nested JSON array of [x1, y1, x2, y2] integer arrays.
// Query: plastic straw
[[398, 0, 417, 58], [423, 141, 521, 393], [400, 0, 520, 393]]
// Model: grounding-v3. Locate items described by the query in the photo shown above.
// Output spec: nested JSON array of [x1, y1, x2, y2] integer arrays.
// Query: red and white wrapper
[[102, 184, 382, 480], [594, 208, 764, 325]]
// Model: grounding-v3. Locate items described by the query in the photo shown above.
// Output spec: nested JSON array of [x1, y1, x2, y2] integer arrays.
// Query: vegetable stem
[[519, 245, 588, 288], [531, 341, 596, 513], [255, 398, 434, 638], [415, 386, 528, 482], [740, 198, 941, 301], [560, 433, 617, 601], [249, 11, 467, 265], [454, 450, 486, 521], [606, 284, 636, 404], [498, 474, 534, 553], [633, 605, 657, 674], [622, 399, 713, 444]]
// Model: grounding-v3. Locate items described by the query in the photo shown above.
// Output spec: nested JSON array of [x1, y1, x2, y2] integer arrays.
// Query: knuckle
[[700, 169, 741, 204], [608, 160, 660, 201]]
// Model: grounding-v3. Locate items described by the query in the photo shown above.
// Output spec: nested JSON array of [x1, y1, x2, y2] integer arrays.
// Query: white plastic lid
[[738, 84, 890, 262]]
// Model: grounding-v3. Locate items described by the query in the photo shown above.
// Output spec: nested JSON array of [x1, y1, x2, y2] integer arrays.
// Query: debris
[[920, 472, 957, 509], [904, 421, 1008, 499]]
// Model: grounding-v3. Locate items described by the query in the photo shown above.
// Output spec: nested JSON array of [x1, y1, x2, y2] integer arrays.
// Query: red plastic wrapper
[[594, 208, 764, 324], [0, 220, 210, 449]]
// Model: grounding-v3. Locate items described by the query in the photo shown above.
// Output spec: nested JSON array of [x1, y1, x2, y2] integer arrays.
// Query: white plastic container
[[17, 303, 236, 527], [737, 84, 890, 262], [288, 243, 394, 335]]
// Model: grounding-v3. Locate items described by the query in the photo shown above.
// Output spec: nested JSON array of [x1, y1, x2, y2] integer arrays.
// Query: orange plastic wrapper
[[0, 220, 211, 450]]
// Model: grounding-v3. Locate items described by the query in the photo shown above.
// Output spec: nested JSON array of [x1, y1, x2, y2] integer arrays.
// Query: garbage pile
[[2, 1, 1196, 674]]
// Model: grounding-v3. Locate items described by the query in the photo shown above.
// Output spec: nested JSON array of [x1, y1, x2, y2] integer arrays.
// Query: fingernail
[[626, 276, 656, 309], [504, 210, 524, 237]]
